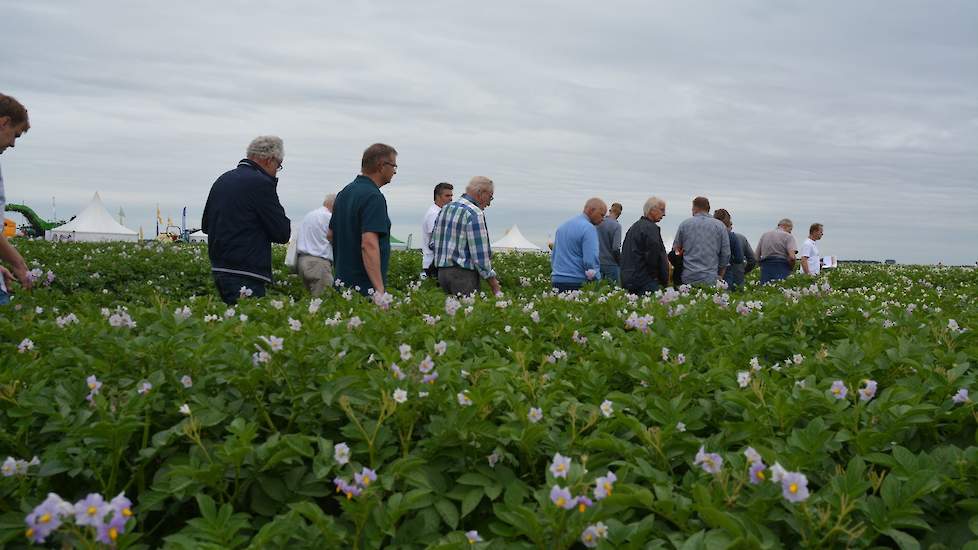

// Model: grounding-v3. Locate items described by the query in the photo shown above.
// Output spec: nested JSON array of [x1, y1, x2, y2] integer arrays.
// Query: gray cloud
[[2, 0, 976, 264]]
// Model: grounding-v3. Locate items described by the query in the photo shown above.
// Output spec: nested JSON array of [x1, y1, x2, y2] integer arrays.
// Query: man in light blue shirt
[[551, 198, 607, 292], [673, 196, 730, 286]]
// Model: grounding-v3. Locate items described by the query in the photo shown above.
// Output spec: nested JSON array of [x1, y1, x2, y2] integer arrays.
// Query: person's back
[[205, 165, 290, 279], [331, 177, 390, 292], [596, 203, 623, 283], [295, 199, 334, 296], [756, 219, 797, 284], [551, 199, 606, 292], [673, 213, 729, 285]]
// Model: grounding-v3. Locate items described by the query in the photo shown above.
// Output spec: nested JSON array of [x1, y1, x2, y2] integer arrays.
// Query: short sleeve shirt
[[329, 175, 391, 292], [800, 238, 820, 275], [756, 229, 797, 260]]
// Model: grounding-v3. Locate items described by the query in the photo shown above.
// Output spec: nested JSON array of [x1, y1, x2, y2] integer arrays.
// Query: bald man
[[551, 198, 607, 292]]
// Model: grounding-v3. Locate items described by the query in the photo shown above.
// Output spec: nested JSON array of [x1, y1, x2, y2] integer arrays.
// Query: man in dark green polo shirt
[[329, 143, 396, 297]]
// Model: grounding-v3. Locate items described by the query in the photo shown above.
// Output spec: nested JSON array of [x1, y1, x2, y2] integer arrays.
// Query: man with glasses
[[329, 143, 396, 299], [202, 135, 291, 304], [431, 176, 500, 296], [620, 197, 670, 294], [421, 182, 454, 280]]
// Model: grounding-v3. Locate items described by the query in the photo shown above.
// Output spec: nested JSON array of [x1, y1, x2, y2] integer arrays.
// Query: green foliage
[[1, 240, 977, 548]]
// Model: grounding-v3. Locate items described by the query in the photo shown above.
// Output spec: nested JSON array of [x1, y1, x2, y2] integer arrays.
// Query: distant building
[[884, 259, 896, 265]]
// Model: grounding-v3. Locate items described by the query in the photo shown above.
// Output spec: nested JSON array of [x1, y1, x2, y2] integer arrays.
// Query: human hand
[[13, 265, 32, 291]]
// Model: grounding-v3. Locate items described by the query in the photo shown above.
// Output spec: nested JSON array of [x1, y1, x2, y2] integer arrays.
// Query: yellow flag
[[156, 205, 163, 224]]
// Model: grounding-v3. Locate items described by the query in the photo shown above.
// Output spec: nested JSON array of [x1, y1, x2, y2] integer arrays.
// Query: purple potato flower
[[781, 471, 810, 502], [550, 485, 577, 510], [694, 446, 723, 474]]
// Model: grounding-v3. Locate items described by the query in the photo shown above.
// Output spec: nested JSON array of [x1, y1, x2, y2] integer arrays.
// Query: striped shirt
[[432, 194, 496, 279]]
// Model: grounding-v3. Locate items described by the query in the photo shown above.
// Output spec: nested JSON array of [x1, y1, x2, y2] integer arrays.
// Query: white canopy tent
[[188, 230, 207, 243], [491, 225, 543, 253], [46, 192, 138, 242]]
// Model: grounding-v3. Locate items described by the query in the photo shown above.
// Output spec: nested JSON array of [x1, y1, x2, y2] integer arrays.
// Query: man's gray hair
[[323, 193, 337, 209], [465, 176, 494, 195], [246, 135, 284, 161], [643, 196, 665, 217], [778, 218, 793, 229]]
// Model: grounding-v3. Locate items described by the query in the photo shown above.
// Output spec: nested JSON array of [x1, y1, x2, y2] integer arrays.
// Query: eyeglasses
[[276, 161, 284, 172], [384, 161, 397, 169]]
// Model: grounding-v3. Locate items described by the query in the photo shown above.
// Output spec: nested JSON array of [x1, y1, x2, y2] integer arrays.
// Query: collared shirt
[[673, 212, 730, 284], [596, 216, 622, 266], [800, 237, 820, 275], [756, 228, 797, 261], [296, 206, 333, 261], [329, 175, 391, 292], [432, 193, 496, 279], [551, 213, 601, 283], [420, 203, 441, 269]]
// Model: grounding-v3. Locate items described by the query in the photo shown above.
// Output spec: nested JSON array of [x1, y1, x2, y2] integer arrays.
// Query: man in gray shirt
[[672, 196, 730, 286], [596, 202, 622, 284]]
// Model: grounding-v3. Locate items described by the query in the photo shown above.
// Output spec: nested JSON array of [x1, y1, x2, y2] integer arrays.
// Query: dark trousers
[[600, 264, 620, 285], [438, 266, 480, 296], [552, 281, 583, 293], [759, 257, 791, 284], [625, 279, 659, 295], [213, 272, 267, 305]]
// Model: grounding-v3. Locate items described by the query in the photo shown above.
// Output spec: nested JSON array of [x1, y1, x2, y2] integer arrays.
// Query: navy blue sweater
[[202, 159, 291, 282]]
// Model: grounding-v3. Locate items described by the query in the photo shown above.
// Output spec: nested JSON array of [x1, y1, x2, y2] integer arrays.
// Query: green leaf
[[883, 529, 921, 550], [461, 487, 483, 518], [434, 498, 459, 529]]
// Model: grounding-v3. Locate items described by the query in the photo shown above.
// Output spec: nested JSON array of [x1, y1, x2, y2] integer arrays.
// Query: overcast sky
[[3, 1, 976, 264]]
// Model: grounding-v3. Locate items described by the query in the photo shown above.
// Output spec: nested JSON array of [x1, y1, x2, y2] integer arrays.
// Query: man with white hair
[[202, 135, 291, 304], [0, 93, 32, 304], [295, 193, 336, 296], [432, 176, 500, 296], [551, 198, 606, 292], [756, 218, 797, 284], [620, 197, 669, 294]]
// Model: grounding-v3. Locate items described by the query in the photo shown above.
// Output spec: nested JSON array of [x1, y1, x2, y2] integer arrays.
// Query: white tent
[[188, 230, 207, 243], [46, 192, 138, 242], [491, 225, 543, 252]]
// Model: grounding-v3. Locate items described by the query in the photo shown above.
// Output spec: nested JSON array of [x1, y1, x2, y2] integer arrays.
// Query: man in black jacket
[[620, 196, 669, 294], [202, 135, 291, 304]]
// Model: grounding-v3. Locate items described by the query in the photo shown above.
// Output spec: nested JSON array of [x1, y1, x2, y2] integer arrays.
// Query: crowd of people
[[1, 102, 826, 306]]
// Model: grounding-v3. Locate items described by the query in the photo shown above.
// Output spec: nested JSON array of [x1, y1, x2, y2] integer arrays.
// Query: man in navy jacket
[[202, 135, 291, 304]]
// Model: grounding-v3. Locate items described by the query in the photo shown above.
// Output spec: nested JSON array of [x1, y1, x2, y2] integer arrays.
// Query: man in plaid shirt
[[431, 176, 501, 296]]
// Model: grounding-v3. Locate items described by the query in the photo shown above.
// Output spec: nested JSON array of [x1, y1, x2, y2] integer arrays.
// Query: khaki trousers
[[297, 255, 334, 296]]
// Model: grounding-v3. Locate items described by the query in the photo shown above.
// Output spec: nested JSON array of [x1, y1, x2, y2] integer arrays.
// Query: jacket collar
[[238, 158, 278, 184]]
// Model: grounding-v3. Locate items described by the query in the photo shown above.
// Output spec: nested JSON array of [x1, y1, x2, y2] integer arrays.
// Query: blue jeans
[[759, 258, 791, 284], [0, 288, 10, 305], [213, 272, 267, 305], [600, 264, 620, 286]]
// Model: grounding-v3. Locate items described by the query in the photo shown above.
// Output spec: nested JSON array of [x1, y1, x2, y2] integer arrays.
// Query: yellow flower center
[[757, 470, 766, 480], [832, 388, 840, 395], [583, 533, 594, 543], [89, 383, 97, 389], [556, 497, 566, 507], [39, 514, 51, 524], [603, 482, 613, 495], [25, 528, 34, 539], [578, 502, 587, 513], [87, 506, 98, 516], [362, 478, 371, 486], [789, 483, 798, 494], [556, 464, 566, 472], [345, 491, 353, 500], [109, 528, 118, 541], [122, 508, 133, 517]]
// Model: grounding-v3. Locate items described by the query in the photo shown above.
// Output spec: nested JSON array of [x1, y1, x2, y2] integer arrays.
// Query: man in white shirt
[[0, 93, 32, 304], [296, 193, 336, 296], [800, 223, 823, 276], [421, 182, 454, 279]]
